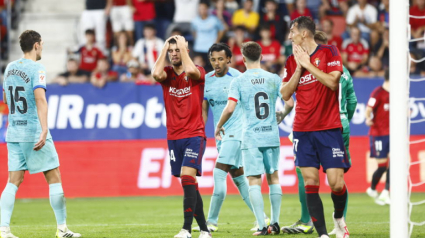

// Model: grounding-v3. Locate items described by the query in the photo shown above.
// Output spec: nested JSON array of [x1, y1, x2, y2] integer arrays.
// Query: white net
[[407, 11, 425, 237]]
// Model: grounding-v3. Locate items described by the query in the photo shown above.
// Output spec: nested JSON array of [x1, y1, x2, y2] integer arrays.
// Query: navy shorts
[[293, 128, 351, 172], [369, 135, 390, 159], [168, 136, 206, 177]]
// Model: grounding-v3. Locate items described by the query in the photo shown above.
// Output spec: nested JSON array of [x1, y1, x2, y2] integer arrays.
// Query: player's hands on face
[[365, 118, 374, 126], [276, 111, 285, 124], [293, 44, 310, 68], [33, 131, 47, 151], [215, 127, 225, 141], [292, 43, 303, 70], [174, 35, 187, 50]]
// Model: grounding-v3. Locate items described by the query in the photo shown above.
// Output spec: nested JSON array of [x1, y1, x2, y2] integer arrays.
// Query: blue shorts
[[293, 129, 351, 172], [168, 136, 206, 177], [242, 147, 280, 176], [7, 139, 59, 174], [217, 140, 243, 169], [369, 135, 390, 159]]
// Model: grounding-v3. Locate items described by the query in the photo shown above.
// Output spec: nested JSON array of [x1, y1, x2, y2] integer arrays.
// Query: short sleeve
[[282, 55, 294, 83], [368, 89, 379, 109], [346, 7, 356, 25], [191, 19, 198, 32], [228, 78, 240, 102], [32, 64, 47, 91], [325, 46, 343, 74], [216, 17, 224, 31], [159, 67, 171, 85], [196, 65, 206, 82], [275, 75, 283, 98]]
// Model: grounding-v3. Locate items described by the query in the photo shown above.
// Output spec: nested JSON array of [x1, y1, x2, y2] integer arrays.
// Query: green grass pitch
[[7, 193, 425, 237]]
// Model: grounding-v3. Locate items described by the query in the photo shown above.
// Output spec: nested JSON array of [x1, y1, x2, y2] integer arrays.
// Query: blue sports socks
[[269, 184, 282, 225], [232, 174, 254, 213], [207, 168, 228, 224], [49, 183, 67, 225], [249, 185, 266, 229], [0, 183, 18, 227]]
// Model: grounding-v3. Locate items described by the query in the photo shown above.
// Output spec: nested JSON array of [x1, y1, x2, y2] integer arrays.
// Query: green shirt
[[339, 66, 357, 121]]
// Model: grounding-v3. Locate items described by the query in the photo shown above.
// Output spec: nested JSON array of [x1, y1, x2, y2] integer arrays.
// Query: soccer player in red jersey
[[152, 35, 211, 238], [365, 69, 390, 206], [280, 16, 350, 238]]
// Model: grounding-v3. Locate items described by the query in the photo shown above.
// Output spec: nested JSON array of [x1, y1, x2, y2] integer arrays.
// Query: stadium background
[[0, 0, 423, 197]]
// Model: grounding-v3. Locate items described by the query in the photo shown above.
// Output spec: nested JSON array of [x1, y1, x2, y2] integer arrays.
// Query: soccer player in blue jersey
[[1, 30, 81, 238], [215, 42, 293, 236], [193, 43, 269, 233]]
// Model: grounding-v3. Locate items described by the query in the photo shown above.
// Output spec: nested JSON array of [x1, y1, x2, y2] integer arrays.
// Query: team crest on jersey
[[39, 73, 46, 83], [314, 58, 320, 67]]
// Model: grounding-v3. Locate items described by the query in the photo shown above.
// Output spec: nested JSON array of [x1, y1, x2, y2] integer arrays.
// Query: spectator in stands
[[375, 0, 389, 33], [373, 28, 389, 69], [111, 31, 132, 77], [80, 0, 112, 52], [212, 0, 232, 31], [319, 0, 348, 18], [345, 0, 377, 41], [342, 26, 369, 74], [76, 29, 105, 76], [193, 54, 206, 69], [132, 23, 164, 76], [154, 0, 175, 40], [54, 59, 89, 86], [166, 0, 199, 39], [225, 0, 239, 14], [260, 0, 286, 43], [192, 1, 225, 71], [410, 0, 425, 42], [322, 18, 343, 50], [256, 24, 283, 73], [91, 58, 118, 88], [170, 27, 183, 37], [133, 0, 156, 41], [232, 0, 259, 34], [228, 25, 250, 71], [410, 52, 425, 76], [110, 0, 134, 45], [120, 59, 155, 84], [290, 0, 313, 20]]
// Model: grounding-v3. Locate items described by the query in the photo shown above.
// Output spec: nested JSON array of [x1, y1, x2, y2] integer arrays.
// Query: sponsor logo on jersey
[[327, 61, 341, 67], [209, 99, 227, 107], [315, 58, 320, 67], [12, 120, 27, 126], [39, 73, 46, 83], [253, 126, 272, 133], [299, 74, 317, 86], [169, 86, 191, 97]]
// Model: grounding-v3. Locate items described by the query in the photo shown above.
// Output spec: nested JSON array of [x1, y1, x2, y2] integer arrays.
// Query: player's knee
[[9, 175, 24, 187], [304, 178, 319, 186], [330, 182, 345, 192]]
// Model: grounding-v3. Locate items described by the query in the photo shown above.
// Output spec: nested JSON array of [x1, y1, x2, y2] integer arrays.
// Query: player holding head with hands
[[215, 42, 293, 236], [1, 30, 81, 238], [151, 35, 211, 238], [280, 16, 350, 238]]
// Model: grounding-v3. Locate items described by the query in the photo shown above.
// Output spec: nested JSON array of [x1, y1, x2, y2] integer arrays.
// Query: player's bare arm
[[276, 98, 294, 124], [365, 106, 374, 126], [202, 100, 209, 125], [174, 36, 202, 80], [33, 88, 48, 151], [214, 100, 237, 141], [151, 37, 172, 82]]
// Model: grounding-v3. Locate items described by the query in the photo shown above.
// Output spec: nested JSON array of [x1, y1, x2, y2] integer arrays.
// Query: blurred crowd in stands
[[3, 0, 425, 87]]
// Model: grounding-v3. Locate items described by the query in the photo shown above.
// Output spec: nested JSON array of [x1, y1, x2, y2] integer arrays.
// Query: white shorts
[[110, 6, 134, 32]]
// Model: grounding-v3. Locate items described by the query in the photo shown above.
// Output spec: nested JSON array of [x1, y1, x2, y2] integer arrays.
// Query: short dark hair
[[85, 29, 95, 35], [19, 30, 41, 53], [259, 24, 271, 31], [168, 38, 177, 44], [241, 41, 262, 62], [314, 30, 328, 44], [199, 1, 210, 7], [384, 69, 389, 81], [234, 25, 247, 32], [144, 23, 156, 30], [290, 16, 316, 36], [208, 43, 232, 58]]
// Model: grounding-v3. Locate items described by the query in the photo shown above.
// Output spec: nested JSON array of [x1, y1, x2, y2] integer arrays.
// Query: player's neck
[[173, 65, 184, 75], [382, 81, 390, 91], [23, 52, 37, 62], [301, 40, 318, 55], [245, 62, 261, 70], [216, 67, 229, 77]]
